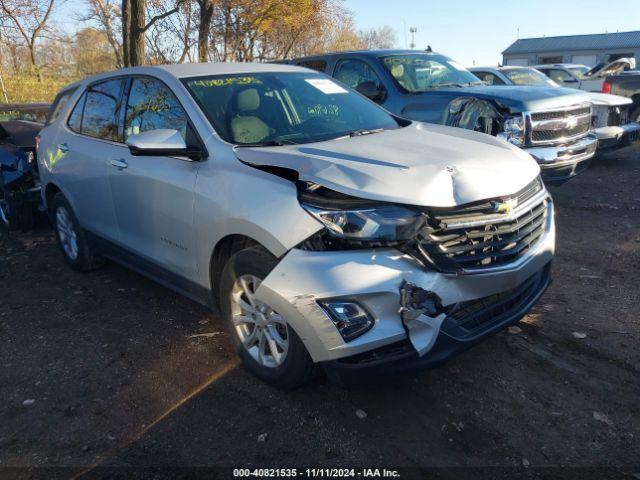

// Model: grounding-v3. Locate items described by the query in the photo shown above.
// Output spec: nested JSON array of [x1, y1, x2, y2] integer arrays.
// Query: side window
[[67, 93, 86, 133], [125, 77, 188, 141], [298, 60, 327, 72], [475, 72, 504, 85], [47, 88, 76, 125], [547, 69, 574, 83], [81, 79, 125, 141], [334, 59, 384, 92]]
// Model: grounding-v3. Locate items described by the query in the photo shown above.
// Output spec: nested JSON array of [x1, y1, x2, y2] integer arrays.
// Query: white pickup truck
[[534, 58, 636, 92]]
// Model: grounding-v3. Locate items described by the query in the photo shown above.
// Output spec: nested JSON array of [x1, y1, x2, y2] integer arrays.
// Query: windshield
[[381, 54, 481, 92], [183, 72, 399, 146], [503, 68, 559, 87], [568, 66, 590, 79]]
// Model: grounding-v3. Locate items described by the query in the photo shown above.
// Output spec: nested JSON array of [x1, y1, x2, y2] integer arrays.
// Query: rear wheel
[[51, 193, 105, 271], [220, 247, 315, 388]]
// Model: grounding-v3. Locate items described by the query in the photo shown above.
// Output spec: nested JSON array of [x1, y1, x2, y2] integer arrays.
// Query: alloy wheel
[[230, 274, 289, 368], [55, 206, 79, 260]]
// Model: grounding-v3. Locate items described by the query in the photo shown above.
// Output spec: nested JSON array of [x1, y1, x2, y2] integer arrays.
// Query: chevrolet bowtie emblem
[[491, 198, 518, 214]]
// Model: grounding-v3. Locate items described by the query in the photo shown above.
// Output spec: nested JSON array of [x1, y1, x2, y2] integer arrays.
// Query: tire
[[50, 193, 105, 271], [220, 247, 315, 388], [0, 190, 35, 231]]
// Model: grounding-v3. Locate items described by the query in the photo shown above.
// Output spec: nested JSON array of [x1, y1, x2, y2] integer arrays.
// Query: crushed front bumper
[[323, 265, 551, 385], [594, 122, 640, 150], [254, 202, 555, 381], [524, 134, 598, 185]]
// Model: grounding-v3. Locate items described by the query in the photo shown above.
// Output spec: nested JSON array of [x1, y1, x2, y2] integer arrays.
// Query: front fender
[[443, 97, 504, 135]]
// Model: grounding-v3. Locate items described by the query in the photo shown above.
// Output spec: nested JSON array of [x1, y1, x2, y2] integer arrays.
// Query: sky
[[51, 0, 640, 67], [346, 0, 640, 66]]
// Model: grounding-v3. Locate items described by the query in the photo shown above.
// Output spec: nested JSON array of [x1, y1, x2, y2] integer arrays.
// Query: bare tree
[[147, 0, 194, 64], [121, 0, 185, 66], [358, 25, 397, 50], [0, 0, 58, 80], [195, 0, 213, 62]]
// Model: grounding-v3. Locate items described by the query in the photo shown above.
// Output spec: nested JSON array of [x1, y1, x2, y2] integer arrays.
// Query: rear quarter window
[[47, 88, 77, 125], [297, 60, 328, 72]]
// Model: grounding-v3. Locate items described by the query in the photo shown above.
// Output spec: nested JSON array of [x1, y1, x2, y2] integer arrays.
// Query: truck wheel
[[220, 247, 315, 388], [50, 193, 105, 271], [0, 190, 35, 231]]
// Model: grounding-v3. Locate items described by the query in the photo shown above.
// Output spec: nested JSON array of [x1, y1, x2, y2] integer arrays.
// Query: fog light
[[318, 300, 374, 342]]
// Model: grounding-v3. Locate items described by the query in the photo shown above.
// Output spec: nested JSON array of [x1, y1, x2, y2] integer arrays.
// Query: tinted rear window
[[297, 60, 327, 72]]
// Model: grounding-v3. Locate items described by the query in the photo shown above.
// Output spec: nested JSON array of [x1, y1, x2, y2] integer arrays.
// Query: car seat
[[230, 88, 270, 144]]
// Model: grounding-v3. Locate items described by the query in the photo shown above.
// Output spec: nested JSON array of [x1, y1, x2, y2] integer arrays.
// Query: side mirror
[[356, 81, 385, 103], [126, 129, 203, 161]]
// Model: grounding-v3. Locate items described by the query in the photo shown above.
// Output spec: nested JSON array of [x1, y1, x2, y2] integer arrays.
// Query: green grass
[[1, 75, 77, 104]]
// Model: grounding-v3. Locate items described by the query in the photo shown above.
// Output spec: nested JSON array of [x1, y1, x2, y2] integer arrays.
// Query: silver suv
[[38, 63, 555, 387]]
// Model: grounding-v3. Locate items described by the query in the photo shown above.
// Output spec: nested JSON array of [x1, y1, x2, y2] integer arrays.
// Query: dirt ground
[[0, 145, 639, 479]]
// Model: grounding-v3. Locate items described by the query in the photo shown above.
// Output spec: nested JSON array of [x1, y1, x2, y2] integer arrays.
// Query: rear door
[[108, 76, 200, 280], [46, 78, 125, 241]]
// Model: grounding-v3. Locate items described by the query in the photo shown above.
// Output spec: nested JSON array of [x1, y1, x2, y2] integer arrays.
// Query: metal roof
[[503, 31, 640, 55]]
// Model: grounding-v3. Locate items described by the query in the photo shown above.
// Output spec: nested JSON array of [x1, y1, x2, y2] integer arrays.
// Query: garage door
[[505, 58, 528, 66], [571, 55, 597, 67]]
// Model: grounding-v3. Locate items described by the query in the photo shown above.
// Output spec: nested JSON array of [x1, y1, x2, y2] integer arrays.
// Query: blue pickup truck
[[289, 50, 598, 184]]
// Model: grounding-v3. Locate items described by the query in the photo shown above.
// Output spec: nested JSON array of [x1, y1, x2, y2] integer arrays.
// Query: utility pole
[[409, 27, 417, 49]]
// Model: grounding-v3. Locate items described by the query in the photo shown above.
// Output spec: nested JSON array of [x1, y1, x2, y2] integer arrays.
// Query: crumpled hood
[[586, 92, 632, 106], [234, 122, 540, 208], [429, 85, 592, 112]]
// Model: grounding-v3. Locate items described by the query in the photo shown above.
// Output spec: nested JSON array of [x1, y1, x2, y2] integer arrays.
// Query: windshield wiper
[[433, 82, 465, 88], [234, 140, 285, 147], [349, 128, 384, 137]]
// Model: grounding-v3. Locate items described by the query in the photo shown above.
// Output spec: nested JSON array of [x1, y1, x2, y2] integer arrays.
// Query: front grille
[[607, 105, 630, 127], [531, 106, 591, 121], [441, 267, 548, 340], [528, 104, 592, 145], [531, 114, 591, 142], [591, 105, 630, 129], [408, 178, 550, 273]]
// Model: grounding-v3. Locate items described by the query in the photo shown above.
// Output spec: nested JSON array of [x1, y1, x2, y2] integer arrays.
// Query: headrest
[[391, 64, 405, 78], [236, 88, 260, 112]]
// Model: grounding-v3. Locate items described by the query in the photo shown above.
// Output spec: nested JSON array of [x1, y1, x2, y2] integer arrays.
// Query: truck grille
[[528, 104, 592, 145], [407, 178, 550, 273], [591, 104, 630, 129]]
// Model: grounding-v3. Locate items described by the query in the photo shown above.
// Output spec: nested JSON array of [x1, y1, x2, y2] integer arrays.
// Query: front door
[[108, 76, 200, 281]]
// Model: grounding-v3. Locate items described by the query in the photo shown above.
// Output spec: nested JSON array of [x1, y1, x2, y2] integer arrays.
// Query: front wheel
[[220, 247, 315, 388]]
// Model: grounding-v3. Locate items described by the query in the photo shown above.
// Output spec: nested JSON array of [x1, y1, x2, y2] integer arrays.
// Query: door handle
[[58, 143, 69, 153], [110, 159, 128, 170]]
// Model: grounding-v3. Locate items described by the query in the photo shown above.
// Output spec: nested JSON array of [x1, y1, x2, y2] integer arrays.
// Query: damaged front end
[[251, 176, 554, 384], [444, 96, 600, 185], [0, 120, 43, 230], [590, 101, 640, 150]]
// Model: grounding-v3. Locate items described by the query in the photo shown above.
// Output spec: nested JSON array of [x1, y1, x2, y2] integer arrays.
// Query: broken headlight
[[301, 204, 425, 244], [498, 114, 525, 146]]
